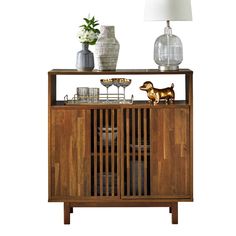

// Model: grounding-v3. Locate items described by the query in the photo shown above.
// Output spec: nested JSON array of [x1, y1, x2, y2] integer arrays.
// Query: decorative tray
[[64, 93, 134, 105]]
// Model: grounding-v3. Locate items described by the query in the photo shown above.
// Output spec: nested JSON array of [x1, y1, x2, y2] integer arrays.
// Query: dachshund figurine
[[140, 81, 175, 105]]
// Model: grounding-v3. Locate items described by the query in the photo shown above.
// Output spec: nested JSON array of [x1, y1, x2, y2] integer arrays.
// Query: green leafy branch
[[80, 16, 100, 34]]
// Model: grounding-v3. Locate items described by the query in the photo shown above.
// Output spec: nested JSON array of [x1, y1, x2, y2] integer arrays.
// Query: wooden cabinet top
[[48, 69, 193, 76]]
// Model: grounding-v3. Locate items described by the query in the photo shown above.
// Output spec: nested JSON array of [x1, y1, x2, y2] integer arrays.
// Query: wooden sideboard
[[48, 69, 193, 224]]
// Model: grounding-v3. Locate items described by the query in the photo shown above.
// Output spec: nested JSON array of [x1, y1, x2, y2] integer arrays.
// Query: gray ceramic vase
[[95, 26, 120, 71], [76, 43, 94, 71]]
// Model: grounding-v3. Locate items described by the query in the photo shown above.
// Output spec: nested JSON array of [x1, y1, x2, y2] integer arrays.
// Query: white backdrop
[[0, 0, 236, 235]]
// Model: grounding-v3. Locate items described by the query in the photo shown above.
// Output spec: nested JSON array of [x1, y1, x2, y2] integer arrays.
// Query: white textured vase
[[95, 26, 120, 71]]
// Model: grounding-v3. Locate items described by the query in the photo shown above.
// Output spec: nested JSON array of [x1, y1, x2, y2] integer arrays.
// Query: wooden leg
[[171, 202, 178, 224], [70, 207, 73, 214], [64, 202, 71, 224], [169, 207, 172, 213]]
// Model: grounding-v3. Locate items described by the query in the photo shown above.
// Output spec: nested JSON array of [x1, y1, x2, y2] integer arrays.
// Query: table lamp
[[144, 0, 192, 71]]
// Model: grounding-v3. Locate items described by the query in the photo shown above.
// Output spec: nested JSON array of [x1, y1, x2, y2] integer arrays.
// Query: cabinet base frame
[[64, 201, 178, 224]]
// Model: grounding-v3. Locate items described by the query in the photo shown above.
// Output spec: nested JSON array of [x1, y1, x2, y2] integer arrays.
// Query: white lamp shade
[[144, 0, 192, 21]]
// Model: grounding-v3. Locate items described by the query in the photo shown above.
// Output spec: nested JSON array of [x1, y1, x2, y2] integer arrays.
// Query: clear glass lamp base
[[158, 65, 179, 71], [154, 22, 183, 72]]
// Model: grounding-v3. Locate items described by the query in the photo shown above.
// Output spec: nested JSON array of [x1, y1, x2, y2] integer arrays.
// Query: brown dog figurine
[[140, 81, 175, 105]]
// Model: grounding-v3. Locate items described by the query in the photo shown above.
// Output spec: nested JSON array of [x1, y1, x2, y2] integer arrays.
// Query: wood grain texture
[[49, 69, 193, 75], [120, 109, 124, 197], [143, 109, 148, 196], [117, 109, 121, 197], [151, 108, 190, 196], [171, 202, 178, 224], [187, 72, 194, 197], [50, 109, 90, 199], [126, 109, 130, 196], [131, 109, 136, 196], [105, 109, 109, 196], [93, 110, 98, 196], [89, 108, 120, 197], [48, 69, 193, 225], [64, 202, 71, 224], [48, 73, 56, 106], [121, 108, 150, 198], [138, 109, 142, 196], [70, 201, 173, 207], [99, 110, 103, 197], [49, 107, 192, 200], [50, 195, 192, 202], [111, 109, 115, 196], [54, 101, 189, 109]]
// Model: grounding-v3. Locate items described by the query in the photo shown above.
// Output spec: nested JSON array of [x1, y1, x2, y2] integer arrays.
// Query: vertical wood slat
[[93, 110, 97, 196], [111, 109, 115, 196], [132, 109, 136, 196], [117, 109, 121, 196], [121, 109, 124, 197], [85, 110, 91, 196], [77, 112, 85, 197], [61, 111, 68, 196], [99, 110, 103, 196], [138, 109, 142, 196], [143, 109, 148, 196], [126, 109, 130, 196], [150, 109, 159, 196], [105, 109, 109, 196]]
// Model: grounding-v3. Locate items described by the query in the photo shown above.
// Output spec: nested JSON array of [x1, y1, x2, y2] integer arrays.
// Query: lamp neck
[[167, 20, 170, 28], [164, 20, 172, 35]]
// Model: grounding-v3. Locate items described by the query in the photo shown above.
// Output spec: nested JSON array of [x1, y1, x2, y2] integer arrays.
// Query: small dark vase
[[76, 43, 94, 71]]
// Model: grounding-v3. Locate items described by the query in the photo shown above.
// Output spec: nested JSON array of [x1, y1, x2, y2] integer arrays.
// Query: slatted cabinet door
[[49, 109, 91, 201], [90, 109, 120, 198], [121, 107, 191, 200], [121, 108, 151, 197], [150, 107, 191, 198]]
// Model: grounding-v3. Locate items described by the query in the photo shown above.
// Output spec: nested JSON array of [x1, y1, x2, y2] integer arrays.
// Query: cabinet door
[[121, 108, 151, 197], [89, 109, 121, 198], [49, 109, 91, 200], [121, 107, 191, 199], [150, 108, 191, 198]]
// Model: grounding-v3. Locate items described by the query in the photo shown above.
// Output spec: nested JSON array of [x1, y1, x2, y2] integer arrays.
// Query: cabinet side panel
[[48, 73, 56, 106]]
